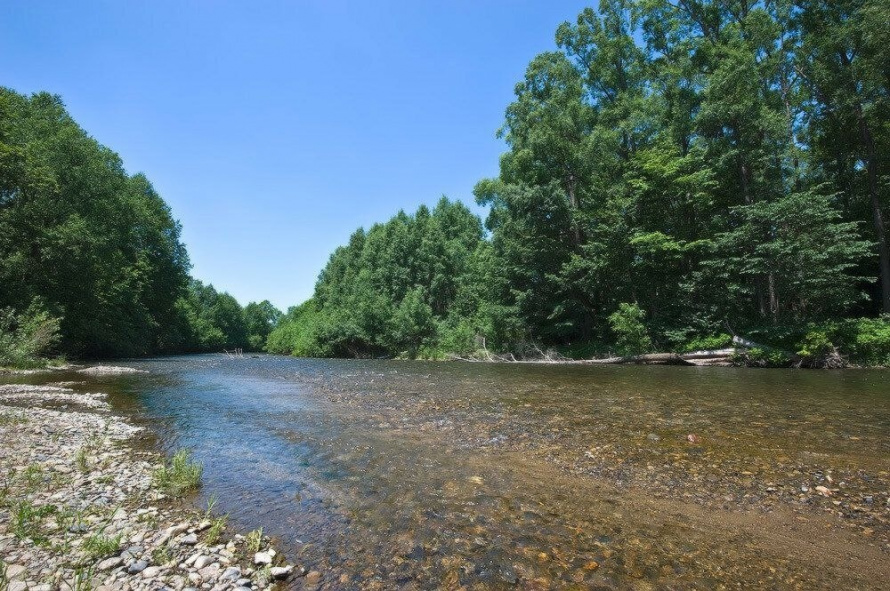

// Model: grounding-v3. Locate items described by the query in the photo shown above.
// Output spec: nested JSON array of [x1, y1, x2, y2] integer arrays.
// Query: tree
[[243, 300, 282, 351]]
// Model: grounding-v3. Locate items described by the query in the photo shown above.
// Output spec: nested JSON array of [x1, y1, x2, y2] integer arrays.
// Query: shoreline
[[0, 379, 305, 591]]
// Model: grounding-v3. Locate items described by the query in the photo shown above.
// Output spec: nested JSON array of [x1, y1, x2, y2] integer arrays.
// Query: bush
[[0, 301, 61, 368], [841, 316, 890, 366], [735, 347, 793, 368], [682, 333, 732, 353], [608, 303, 652, 356], [796, 329, 834, 358]]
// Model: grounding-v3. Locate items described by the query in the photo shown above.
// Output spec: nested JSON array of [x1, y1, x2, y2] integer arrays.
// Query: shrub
[[608, 303, 653, 356], [735, 347, 793, 368], [682, 333, 732, 353], [845, 316, 890, 366], [796, 329, 834, 359], [0, 300, 61, 368]]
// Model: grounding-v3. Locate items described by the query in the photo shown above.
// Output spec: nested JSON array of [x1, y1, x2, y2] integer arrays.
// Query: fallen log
[[586, 349, 736, 365], [585, 353, 693, 365]]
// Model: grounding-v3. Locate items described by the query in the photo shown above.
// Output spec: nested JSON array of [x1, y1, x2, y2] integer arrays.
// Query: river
[[7, 355, 890, 589]]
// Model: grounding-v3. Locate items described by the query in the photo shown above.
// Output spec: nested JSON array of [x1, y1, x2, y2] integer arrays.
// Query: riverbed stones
[[0, 382, 292, 591], [141, 565, 162, 578]]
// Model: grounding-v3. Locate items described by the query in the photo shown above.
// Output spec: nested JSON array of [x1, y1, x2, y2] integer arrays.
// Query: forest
[[268, 0, 890, 366], [3, 1, 890, 368], [0, 88, 279, 366]]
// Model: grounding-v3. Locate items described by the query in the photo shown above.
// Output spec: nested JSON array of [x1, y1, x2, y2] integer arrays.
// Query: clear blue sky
[[1, 1, 591, 310]]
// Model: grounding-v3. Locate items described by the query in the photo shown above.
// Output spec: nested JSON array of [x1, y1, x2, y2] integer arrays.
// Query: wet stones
[[0, 382, 299, 591]]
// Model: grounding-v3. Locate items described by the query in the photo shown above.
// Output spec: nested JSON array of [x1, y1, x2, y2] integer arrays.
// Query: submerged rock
[[77, 365, 147, 375]]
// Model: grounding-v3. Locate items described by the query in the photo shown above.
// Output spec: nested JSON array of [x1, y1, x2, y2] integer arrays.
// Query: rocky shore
[[0, 379, 300, 591]]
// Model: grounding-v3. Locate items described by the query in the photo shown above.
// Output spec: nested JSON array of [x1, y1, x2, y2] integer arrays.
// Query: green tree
[[243, 300, 282, 351]]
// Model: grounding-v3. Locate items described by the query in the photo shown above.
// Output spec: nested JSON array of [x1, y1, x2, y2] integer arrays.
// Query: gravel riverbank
[[0, 379, 304, 591]]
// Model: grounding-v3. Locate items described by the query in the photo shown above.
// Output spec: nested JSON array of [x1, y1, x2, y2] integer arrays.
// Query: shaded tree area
[[273, 1, 890, 365], [0, 88, 278, 362]]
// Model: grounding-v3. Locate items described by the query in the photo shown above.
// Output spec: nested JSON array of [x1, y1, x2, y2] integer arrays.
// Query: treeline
[[0, 88, 278, 365], [270, 0, 890, 365], [269, 198, 489, 358]]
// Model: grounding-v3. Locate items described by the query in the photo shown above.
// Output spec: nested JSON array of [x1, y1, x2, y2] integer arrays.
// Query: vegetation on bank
[[0, 303, 62, 369], [153, 449, 203, 496], [268, 1, 890, 367], [4, 1, 890, 368], [0, 88, 280, 362]]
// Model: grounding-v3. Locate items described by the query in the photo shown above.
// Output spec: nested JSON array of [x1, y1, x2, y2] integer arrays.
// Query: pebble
[[193, 555, 213, 569], [270, 565, 294, 579], [6, 564, 26, 580], [0, 384, 287, 591], [97, 556, 124, 570], [141, 566, 162, 578], [254, 551, 273, 565]]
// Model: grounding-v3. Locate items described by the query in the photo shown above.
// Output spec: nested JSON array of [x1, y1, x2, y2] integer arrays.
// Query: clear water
[[8, 355, 890, 589]]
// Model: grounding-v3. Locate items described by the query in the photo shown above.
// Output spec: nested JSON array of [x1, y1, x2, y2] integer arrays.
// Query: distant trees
[[244, 300, 283, 351], [267, 198, 489, 358], [5, 1, 889, 364]]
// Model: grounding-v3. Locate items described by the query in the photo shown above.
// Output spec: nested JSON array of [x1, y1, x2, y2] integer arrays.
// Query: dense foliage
[[0, 88, 278, 362], [0, 88, 191, 357], [268, 199, 490, 358], [272, 0, 890, 364], [0, 301, 61, 368]]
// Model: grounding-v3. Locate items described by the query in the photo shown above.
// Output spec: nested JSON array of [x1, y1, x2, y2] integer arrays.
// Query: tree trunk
[[857, 113, 890, 313], [567, 177, 582, 247]]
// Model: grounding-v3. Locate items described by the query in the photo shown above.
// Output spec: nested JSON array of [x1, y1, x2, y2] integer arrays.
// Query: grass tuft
[[82, 533, 121, 560], [245, 527, 264, 553], [153, 449, 202, 496], [12, 500, 56, 544]]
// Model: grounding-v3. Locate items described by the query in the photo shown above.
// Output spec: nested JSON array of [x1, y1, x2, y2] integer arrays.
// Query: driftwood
[[585, 348, 737, 366]]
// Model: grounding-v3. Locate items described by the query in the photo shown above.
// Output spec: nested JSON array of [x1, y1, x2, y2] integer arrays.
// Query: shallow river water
[[10, 355, 890, 589]]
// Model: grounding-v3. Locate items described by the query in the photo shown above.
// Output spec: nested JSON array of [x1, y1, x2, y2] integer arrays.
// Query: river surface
[[6, 355, 890, 589]]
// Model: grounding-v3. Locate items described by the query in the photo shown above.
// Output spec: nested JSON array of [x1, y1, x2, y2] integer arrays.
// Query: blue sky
[[1, 1, 591, 310]]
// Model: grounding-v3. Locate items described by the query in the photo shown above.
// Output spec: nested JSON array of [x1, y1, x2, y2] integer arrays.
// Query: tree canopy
[[272, 0, 889, 364], [0, 88, 279, 361]]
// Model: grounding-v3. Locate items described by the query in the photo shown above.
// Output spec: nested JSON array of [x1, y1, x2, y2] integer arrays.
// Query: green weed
[[153, 449, 202, 496], [205, 514, 228, 545], [245, 527, 264, 553], [12, 500, 56, 544], [82, 533, 121, 560]]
